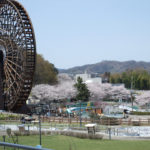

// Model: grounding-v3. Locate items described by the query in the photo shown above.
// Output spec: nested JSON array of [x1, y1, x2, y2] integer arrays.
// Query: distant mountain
[[59, 60, 150, 74]]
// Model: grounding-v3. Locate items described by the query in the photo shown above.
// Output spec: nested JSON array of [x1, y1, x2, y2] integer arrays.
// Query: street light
[[35, 104, 44, 146], [79, 100, 82, 127]]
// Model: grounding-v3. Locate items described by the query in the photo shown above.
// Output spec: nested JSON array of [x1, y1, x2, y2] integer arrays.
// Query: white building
[[75, 73, 102, 84]]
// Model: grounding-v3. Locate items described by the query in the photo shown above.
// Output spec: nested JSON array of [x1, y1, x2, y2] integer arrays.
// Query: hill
[[59, 60, 150, 74]]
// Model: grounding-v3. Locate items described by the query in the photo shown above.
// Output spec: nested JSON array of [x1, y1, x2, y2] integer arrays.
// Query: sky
[[18, 0, 150, 69]]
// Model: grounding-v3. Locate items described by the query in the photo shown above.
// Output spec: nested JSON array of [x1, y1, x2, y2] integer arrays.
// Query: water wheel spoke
[[6, 50, 18, 55], [4, 67, 18, 96], [6, 60, 23, 81], [5, 64, 21, 90], [5, 58, 23, 69]]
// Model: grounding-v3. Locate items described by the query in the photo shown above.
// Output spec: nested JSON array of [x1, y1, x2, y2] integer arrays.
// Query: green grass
[[1, 135, 150, 150]]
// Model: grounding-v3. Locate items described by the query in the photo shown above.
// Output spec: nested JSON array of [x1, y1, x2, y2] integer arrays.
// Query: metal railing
[[0, 142, 53, 150]]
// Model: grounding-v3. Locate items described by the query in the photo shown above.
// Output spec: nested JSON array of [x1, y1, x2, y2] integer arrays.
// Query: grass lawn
[[1, 135, 150, 150]]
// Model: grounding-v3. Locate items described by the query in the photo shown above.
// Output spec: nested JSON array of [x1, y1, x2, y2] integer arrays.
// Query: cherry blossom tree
[[87, 82, 130, 101], [135, 91, 150, 106], [30, 74, 77, 104], [87, 82, 107, 100], [108, 84, 130, 100]]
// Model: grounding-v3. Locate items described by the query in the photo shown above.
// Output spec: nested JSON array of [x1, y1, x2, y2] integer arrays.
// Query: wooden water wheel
[[0, 0, 36, 112]]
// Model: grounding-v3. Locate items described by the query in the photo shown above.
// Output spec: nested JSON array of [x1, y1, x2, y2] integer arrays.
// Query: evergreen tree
[[74, 77, 90, 102]]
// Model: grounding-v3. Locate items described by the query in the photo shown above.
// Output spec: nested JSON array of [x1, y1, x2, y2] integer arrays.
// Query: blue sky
[[18, 0, 150, 69]]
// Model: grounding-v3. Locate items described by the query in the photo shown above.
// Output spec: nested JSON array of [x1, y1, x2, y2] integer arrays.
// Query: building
[[75, 72, 102, 84]]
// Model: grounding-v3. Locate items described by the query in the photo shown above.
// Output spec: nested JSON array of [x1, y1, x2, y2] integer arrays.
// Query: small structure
[[85, 124, 97, 134], [18, 125, 25, 133], [25, 116, 35, 124]]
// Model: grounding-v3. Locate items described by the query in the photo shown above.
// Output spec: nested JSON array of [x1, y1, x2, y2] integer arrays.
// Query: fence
[[95, 118, 150, 126], [0, 142, 52, 150], [95, 125, 150, 138], [40, 117, 150, 126], [0, 133, 52, 150], [1, 116, 150, 126]]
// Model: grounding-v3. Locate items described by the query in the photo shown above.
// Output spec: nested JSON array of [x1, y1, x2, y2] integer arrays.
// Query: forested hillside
[[34, 54, 58, 85], [59, 60, 150, 74]]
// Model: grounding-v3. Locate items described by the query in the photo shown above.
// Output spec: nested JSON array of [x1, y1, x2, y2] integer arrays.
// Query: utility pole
[[131, 76, 133, 111]]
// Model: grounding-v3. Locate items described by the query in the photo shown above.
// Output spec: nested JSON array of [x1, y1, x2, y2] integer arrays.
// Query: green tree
[[110, 69, 150, 90], [110, 76, 115, 83], [34, 54, 58, 85], [74, 77, 90, 102]]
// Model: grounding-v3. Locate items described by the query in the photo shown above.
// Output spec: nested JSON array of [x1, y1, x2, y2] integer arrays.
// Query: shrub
[[0, 113, 21, 120], [130, 111, 150, 115], [14, 130, 103, 140], [51, 131, 103, 140]]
